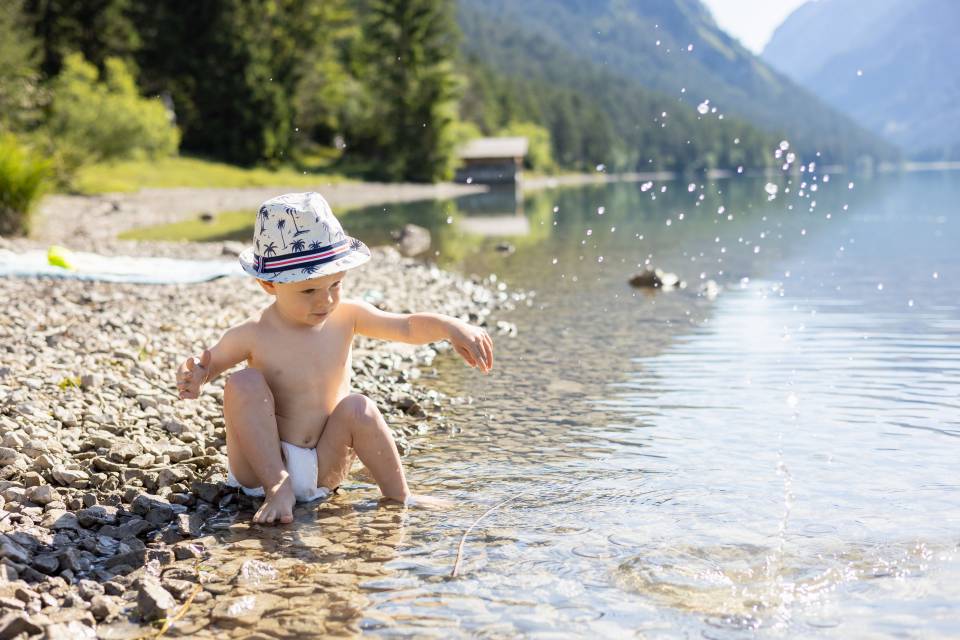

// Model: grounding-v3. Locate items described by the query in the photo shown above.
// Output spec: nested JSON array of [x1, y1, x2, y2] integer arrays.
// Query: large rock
[[77, 505, 119, 528], [0, 613, 43, 638], [27, 484, 60, 505], [131, 493, 174, 524], [136, 576, 177, 621], [392, 224, 431, 257]]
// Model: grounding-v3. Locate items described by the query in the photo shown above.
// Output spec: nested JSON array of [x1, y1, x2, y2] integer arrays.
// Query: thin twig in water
[[450, 476, 597, 577]]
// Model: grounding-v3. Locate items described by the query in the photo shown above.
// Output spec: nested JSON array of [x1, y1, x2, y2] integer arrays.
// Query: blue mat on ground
[[0, 248, 245, 284]]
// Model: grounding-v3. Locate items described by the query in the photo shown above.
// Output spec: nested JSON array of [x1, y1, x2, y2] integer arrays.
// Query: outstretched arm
[[349, 300, 494, 373], [176, 322, 253, 399]]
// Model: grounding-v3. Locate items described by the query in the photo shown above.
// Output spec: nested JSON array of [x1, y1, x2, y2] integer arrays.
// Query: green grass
[[72, 155, 350, 194], [119, 209, 256, 242]]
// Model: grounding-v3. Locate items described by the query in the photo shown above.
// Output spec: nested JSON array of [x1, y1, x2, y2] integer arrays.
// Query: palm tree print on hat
[[291, 239, 306, 252], [285, 206, 309, 237], [350, 237, 364, 251], [263, 241, 277, 256], [258, 206, 270, 222], [276, 219, 288, 249], [301, 264, 319, 276], [309, 240, 322, 251]]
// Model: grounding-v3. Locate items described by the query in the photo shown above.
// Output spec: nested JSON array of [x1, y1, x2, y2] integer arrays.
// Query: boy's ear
[[257, 279, 277, 295]]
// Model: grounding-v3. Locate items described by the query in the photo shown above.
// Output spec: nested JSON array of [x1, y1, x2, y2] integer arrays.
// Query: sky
[[700, 0, 811, 54]]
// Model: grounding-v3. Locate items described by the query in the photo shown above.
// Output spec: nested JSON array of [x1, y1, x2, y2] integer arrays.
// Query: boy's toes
[[279, 512, 294, 524]]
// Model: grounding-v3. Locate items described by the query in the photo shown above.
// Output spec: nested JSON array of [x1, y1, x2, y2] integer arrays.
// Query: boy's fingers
[[456, 345, 476, 367], [480, 337, 493, 370]]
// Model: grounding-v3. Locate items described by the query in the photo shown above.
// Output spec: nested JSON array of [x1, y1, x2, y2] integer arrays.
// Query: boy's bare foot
[[253, 478, 295, 524]]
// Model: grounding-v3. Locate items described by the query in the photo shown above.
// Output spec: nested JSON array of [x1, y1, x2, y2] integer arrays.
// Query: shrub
[[0, 134, 50, 236], [48, 54, 179, 168]]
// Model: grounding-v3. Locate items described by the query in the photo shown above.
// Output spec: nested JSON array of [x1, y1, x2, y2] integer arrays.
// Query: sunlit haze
[[701, 0, 811, 53]]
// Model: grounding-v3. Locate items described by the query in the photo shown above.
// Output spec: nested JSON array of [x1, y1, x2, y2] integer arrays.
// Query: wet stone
[[44, 619, 97, 640], [32, 553, 60, 575], [211, 593, 283, 627]]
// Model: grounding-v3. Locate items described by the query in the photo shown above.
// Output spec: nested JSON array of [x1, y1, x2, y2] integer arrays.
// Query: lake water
[[187, 171, 960, 638]]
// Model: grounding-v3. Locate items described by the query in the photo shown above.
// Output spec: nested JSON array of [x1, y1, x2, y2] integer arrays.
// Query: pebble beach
[[0, 227, 518, 637]]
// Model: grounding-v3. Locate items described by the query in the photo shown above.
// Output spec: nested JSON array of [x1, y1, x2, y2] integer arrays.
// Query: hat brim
[[238, 237, 371, 283]]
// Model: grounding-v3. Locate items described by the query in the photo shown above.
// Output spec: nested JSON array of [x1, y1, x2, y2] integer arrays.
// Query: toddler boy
[[176, 192, 493, 523]]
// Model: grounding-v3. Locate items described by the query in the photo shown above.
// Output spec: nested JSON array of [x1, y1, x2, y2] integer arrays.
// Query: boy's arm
[[177, 322, 253, 398], [348, 300, 494, 373]]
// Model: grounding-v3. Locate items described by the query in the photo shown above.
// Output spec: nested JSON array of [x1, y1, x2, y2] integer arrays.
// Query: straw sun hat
[[238, 192, 370, 283]]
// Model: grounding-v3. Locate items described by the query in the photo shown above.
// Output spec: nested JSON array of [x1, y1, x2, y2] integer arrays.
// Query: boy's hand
[[448, 322, 494, 373], [177, 349, 211, 399]]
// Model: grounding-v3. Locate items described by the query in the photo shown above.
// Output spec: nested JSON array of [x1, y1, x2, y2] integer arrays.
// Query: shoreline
[[33, 181, 488, 249], [0, 243, 519, 636]]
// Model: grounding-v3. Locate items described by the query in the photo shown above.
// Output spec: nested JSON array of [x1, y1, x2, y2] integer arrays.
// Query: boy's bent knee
[[338, 393, 379, 423]]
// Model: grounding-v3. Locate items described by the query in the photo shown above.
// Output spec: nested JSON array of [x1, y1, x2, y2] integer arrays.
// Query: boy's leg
[[315, 394, 410, 502], [223, 368, 295, 524]]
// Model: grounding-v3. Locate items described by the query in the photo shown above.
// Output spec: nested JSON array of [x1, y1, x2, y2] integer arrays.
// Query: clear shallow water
[[191, 172, 959, 638]]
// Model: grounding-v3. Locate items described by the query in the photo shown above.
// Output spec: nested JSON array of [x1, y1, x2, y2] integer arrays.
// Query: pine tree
[[358, 0, 461, 182]]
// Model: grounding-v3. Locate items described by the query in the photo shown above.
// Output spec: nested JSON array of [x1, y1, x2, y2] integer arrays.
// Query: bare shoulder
[[336, 298, 372, 324], [222, 317, 259, 348]]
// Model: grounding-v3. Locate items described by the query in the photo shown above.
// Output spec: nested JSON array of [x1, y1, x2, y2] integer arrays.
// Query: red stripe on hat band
[[268, 244, 348, 267]]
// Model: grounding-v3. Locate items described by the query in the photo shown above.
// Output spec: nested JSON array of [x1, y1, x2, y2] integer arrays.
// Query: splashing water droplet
[[586, 229, 593, 236], [877, 283, 884, 291], [697, 101, 710, 115], [687, 183, 697, 192], [933, 272, 939, 279], [856, 69, 863, 76], [466, 177, 473, 184], [848, 182, 855, 190], [753, 246, 760, 254], [446, 216, 453, 224], [553, 206, 559, 213], [597, 206, 605, 215], [687, 43, 694, 51], [552, 258, 558, 265], [717, 206, 725, 215], [598, 256, 604, 263], [596, 163, 606, 172], [779, 140, 790, 151], [641, 181, 653, 192], [765, 183, 779, 196]]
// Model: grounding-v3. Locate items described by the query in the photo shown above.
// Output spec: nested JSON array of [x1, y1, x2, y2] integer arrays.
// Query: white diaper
[[226, 440, 331, 503]]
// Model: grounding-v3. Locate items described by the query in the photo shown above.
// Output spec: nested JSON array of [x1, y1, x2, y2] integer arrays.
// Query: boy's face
[[258, 271, 346, 327]]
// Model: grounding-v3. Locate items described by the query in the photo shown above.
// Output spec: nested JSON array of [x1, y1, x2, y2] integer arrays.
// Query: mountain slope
[[764, 0, 960, 156], [458, 0, 895, 163]]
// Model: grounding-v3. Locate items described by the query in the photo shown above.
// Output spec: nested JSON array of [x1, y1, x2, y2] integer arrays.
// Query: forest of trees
[[2, 0, 881, 191]]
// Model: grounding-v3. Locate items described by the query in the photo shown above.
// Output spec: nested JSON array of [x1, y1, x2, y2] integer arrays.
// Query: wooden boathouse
[[455, 137, 529, 185]]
